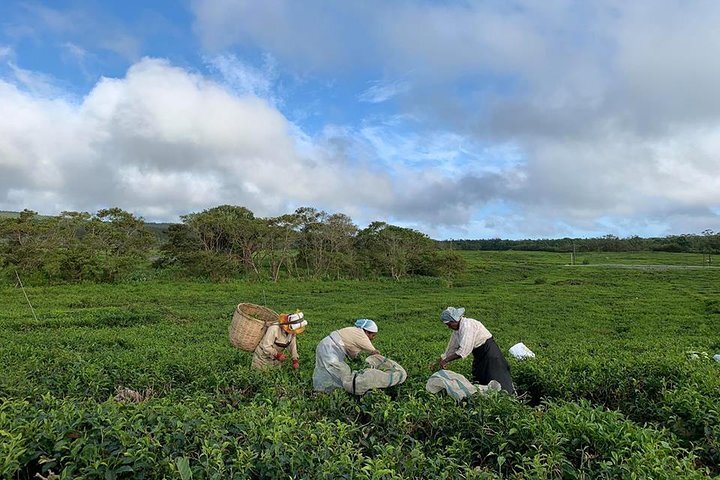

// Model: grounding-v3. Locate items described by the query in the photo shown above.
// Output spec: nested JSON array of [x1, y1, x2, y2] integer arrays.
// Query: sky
[[1, 0, 719, 240]]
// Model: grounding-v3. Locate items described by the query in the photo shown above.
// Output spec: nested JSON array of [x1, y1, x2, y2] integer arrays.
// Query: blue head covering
[[354, 318, 378, 333], [441, 307, 465, 323]]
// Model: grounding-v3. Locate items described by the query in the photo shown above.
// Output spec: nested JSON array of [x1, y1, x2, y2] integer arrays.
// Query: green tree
[[356, 222, 437, 280], [0, 208, 154, 282], [181, 205, 263, 275], [259, 214, 300, 282]]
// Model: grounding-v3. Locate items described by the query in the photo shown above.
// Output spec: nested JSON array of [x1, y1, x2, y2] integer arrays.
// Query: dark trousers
[[471, 337, 515, 394]]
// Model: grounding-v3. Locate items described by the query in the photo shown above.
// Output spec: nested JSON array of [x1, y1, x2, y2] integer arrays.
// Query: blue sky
[[1, 0, 719, 240]]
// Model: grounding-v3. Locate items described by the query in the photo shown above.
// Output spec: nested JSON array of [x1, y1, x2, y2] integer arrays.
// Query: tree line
[[445, 232, 720, 255], [2, 206, 717, 284], [0, 206, 464, 283]]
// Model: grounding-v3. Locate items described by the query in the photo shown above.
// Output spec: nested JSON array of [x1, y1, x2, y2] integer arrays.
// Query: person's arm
[[289, 336, 300, 369], [363, 339, 380, 356], [443, 332, 459, 358], [358, 332, 380, 356], [439, 352, 461, 368], [289, 335, 299, 360], [433, 334, 459, 368]]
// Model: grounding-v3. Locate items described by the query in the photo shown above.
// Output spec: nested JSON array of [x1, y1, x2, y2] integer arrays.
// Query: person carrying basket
[[251, 311, 307, 370]]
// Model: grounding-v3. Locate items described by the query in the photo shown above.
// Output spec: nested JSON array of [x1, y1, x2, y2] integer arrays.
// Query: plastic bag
[[509, 342, 535, 359]]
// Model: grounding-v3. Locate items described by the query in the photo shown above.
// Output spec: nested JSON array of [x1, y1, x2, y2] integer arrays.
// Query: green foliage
[[448, 231, 720, 255], [1, 251, 719, 478], [355, 221, 446, 280], [0, 208, 154, 283], [294, 207, 359, 279], [158, 205, 460, 282]]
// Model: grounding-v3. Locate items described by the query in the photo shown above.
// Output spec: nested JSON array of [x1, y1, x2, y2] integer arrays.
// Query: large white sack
[[425, 370, 500, 402], [342, 354, 407, 396]]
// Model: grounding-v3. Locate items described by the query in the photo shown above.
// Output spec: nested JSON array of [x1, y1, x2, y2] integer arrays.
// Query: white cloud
[[191, 0, 377, 69], [358, 79, 409, 103], [189, 0, 720, 235], [7, 61, 64, 97], [12, 3, 141, 61], [3, 55, 715, 236], [3, 1, 720, 237], [4, 58, 498, 225], [62, 42, 88, 62], [205, 53, 280, 105]]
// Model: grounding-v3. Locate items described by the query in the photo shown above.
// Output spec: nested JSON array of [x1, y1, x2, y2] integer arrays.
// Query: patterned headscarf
[[440, 307, 465, 323]]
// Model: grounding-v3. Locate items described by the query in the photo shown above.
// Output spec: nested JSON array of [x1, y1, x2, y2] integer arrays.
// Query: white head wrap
[[354, 318, 378, 333]]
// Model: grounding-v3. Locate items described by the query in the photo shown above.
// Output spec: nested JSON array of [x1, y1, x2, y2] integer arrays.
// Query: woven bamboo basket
[[228, 303, 279, 352]]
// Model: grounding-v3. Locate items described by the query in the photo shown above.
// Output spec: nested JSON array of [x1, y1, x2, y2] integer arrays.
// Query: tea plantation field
[[1, 251, 719, 479]]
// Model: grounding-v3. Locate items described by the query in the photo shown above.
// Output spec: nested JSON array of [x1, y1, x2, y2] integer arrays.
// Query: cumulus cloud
[[3, 2, 719, 237], [190, 0, 720, 235], [0, 57, 509, 226]]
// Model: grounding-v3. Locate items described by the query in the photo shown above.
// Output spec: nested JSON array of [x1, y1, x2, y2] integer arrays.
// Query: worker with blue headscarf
[[313, 319, 382, 393], [433, 306, 515, 394]]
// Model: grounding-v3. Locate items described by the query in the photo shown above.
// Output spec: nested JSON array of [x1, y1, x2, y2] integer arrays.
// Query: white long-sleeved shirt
[[441, 317, 492, 359]]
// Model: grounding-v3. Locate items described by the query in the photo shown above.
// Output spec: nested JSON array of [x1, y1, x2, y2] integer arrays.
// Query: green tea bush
[[1, 251, 718, 478]]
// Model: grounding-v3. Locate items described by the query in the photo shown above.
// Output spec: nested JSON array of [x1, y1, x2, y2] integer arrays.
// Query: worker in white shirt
[[433, 306, 515, 394]]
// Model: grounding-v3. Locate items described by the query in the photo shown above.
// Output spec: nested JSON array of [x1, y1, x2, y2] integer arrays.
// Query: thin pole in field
[[15, 270, 39, 322]]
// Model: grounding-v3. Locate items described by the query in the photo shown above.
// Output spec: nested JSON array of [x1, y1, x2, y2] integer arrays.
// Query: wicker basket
[[228, 303, 279, 352]]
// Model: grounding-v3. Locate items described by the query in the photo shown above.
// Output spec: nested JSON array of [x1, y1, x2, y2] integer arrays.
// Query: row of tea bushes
[[0, 389, 711, 479], [512, 355, 720, 468]]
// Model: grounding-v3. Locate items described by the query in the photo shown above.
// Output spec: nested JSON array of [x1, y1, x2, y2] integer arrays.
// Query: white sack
[[342, 354, 407, 396], [425, 370, 500, 402]]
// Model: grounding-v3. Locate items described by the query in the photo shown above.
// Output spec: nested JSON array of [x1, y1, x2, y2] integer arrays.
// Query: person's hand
[[428, 357, 443, 371], [292, 358, 299, 370], [438, 357, 448, 369], [274, 352, 288, 362]]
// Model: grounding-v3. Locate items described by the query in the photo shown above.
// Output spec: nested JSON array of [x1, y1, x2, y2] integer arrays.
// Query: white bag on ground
[[714, 354, 720, 363], [342, 354, 407, 396], [425, 370, 500, 402], [509, 342, 535, 359]]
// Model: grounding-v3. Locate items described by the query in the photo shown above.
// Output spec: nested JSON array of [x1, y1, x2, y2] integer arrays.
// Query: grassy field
[[1, 251, 719, 478]]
